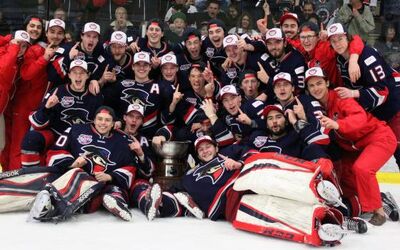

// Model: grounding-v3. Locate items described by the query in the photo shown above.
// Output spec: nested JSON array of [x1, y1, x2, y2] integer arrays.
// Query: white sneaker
[[145, 184, 162, 221], [27, 190, 52, 222], [318, 223, 345, 242], [174, 192, 204, 219], [102, 194, 132, 222]]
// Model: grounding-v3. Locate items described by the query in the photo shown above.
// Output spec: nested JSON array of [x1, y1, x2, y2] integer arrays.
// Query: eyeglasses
[[299, 35, 317, 41]]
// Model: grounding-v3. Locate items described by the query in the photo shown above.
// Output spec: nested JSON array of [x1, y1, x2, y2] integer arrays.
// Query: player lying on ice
[[131, 135, 393, 247]]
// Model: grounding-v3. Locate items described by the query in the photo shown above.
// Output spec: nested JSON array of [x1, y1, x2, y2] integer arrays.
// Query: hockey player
[[160, 53, 179, 87], [256, 28, 307, 96], [238, 70, 262, 100], [201, 85, 265, 146], [2, 19, 66, 171], [30, 106, 138, 222], [20, 59, 103, 167], [305, 66, 397, 225], [47, 22, 107, 89], [327, 22, 400, 168], [109, 51, 174, 138], [0, 30, 31, 170], [247, 104, 329, 160]]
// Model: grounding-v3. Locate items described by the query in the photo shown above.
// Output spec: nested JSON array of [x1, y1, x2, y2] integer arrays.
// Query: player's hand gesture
[[319, 23, 328, 41], [285, 109, 297, 125], [256, 19, 268, 35], [152, 135, 166, 148], [319, 115, 339, 130], [129, 39, 141, 53], [219, 154, 242, 170], [221, 58, 233, 71], [151, 56, 161, 69], [172, 84, 184, 104], [201, 98, 217, 118], [101, 65, 117, 84], [45, 88, 59, 109], [69, 42, 80, 60], [236, 108, 251, 125], [293, 96, 306, 121], [257, 62, 270, 84], [129, 136, 144, 158], [203, 61, 214, 83], [44, 42, 57, 61], [89, 80, 100, 95]]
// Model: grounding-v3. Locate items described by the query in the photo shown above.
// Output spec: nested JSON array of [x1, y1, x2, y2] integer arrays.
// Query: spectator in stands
[[0, 11, 11, 36], [104, 7, 136, 42], [302, 1, 316, 21], [165, 0, 198, 23], [188, 0, 227, 27], [306, 13, 321, 27], [225, 3, 241, 30], [228, 12, 259, 36], [314, 0, 338, 26], [165, 12, 188, 45], [335, 0, 375, 42], [374, 23, 400, 71]]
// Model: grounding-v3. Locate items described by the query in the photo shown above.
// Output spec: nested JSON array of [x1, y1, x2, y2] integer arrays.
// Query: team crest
[[206, 47, 215, 58], [254, 136, 267, 148], [77, 134, 93, 145], [180, 64, 191, 71], [226, 68, 237, 79], [121, 79, 135, 87], [121, 88, 155, 108], [82, 145, 116, 173], [60, 96, 75, 107], [193, 158, 225, 185], [61, 108, 90, 126]]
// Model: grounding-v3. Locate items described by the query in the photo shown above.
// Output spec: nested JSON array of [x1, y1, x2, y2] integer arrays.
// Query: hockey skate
[[27, 189, 53, 222], [102, 194, 132, 221], [381, 192, 399, 221], [144, 183, 162, 221], [343, 217, 368, 234], [174, 192, 204, 219], [318, 223, 345, 243], [316, 180, 346, 209]]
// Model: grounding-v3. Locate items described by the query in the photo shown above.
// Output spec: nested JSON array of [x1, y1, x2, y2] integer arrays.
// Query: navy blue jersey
[[29, 84, 104, 137], [182, 145, 253, 220], [109, 79, 174, 138], [176, 52, 206, 92], [211, 99, 265, 146], [201, 37, 226, 79], [137, 37, 171, 80], [47, 42, 107, 87], [277, 95, 330, 145], [103, 48, 134, 82], [47, 124, 136, 191], [336, 46, 400, 121], [257, 47, 307, 95]]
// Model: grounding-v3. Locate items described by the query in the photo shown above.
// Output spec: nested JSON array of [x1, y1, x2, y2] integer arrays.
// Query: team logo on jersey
[[121, 79, 135, 87], [113, 65, 122, 75], [193, 157, 225, 185], [226, 68, 237, 79], [185, 97, 198, 105], [121, 88, 155, 109], [254, 136, 267, 148], [206, 47, 215, 58], [77, 134, 93, 145], [180, 63, 191, 71], [61, 108, 90, 126], [60, 96, 75, 107], [82, 145, 116, 173]]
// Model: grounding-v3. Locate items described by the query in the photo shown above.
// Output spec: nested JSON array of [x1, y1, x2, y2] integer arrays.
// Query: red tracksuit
[[0, 36, 24, 170], [326, 90, 396, 212], [3, 43, 51, 170]]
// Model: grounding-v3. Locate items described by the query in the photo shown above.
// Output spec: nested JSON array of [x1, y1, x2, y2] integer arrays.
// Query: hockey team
[[0, 0, 400, 247]]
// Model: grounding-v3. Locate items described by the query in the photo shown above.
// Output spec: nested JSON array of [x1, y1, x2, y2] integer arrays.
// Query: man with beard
[[48, 22, 107, 89], [256, 28, 307, 96], [20, 59, 103, 168], [247, 103, 328, 160]]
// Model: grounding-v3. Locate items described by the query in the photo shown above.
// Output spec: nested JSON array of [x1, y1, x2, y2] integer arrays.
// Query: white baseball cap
[[134, 51, 151, 64], [219, 85, 239, 100], [14, 30, 31, 44], [305, 67, 326, 82], [194, 135, 216, 151], [161, 54, 177, 66], [265, 28, 284, 41], [110, 31, 127, 45], [83, 22, 100, 35], [48, 19, 65, 30], [126, 103, 144, 116], [223, 35, 238, 48], [327, 23, 346, 38], [69, 59, 88, 72], [273, 72, 292, 85]]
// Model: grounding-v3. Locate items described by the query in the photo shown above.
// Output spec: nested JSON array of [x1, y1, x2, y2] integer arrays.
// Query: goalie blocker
[[225, 153, 346, 246]]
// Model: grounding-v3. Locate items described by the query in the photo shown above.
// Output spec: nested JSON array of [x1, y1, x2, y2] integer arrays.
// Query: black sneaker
[[343, 217, 368, 234], [381, 192, 399, 221]]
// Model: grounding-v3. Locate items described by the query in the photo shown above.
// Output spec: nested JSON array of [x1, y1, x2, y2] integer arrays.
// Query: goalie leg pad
[[232, 194, 344, 246]]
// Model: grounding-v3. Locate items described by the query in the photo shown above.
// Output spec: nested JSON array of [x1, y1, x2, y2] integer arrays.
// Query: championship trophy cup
[[153, 141, 190, 189]]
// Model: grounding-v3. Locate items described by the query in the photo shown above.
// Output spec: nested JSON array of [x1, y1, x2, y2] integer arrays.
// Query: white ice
[[0, 184, 399, 250]]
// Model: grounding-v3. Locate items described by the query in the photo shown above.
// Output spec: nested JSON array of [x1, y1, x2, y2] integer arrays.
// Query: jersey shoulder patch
[[364, 55, 377, 66], [252, 100, 264, 108]]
